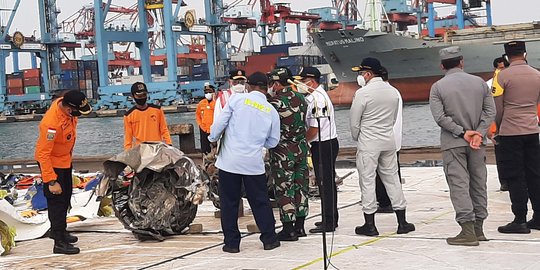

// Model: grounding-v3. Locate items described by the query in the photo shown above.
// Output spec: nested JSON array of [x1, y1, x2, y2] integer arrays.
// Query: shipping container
[[85, 89, 94, 99], [192, 73, 210, 81], [79, 80, 86, 90], [23, 68, 40, 79], [24, 86, 41, 94], [177, 75, 191, 82], [82, 60, 98, 70], [7, 78, 23, 88], [312, 64, 333, 75], [61, 60, 79, 70], [150, 65, 165, 75], [86, 80, 92, 90], [192, 63, 209, 75], [7, 87, 24, 95], [23, 77, 41, 87], [277, 56, 312, 67], [7, 72, 23, 79], [288, 45, 322, 56], [286, 65, 303, 76], [85, 70, 92, 80], [260, 43, 301, 55], [61, 70, 78, 81], [244, 53, 286, 75]]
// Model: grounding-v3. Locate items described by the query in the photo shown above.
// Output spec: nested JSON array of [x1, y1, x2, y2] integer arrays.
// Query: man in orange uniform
[[124, 82, 172, 150], [196, 83, 216, 154], [35, 90, 92, 255]]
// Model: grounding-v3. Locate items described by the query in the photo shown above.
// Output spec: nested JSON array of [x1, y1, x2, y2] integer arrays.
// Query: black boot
[[295, 217, 307, 237], [53, 241, 80, 255], [355, 213, 379, 236], [65, 232, 78, 243], [277, 222, 298, 241], [395, 209, 415, 234]]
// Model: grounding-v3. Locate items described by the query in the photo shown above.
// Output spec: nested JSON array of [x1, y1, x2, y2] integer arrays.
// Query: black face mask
[[70, 110, 82, 117], [135, 98, 147, 106]]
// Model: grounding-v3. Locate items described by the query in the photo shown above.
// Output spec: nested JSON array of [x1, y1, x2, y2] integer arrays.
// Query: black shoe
[[376, 205, 394, 214], [296, 229, 307, 237], [526, 219, 540, 230], [222, 245, 240, 253], [277, 230, 299, 241], [314, 221, 338, 228], [263, 240, 280, 250], [53, 241, 80, 255], [309, 225, 335, 233], [65, 232, 78, 243], [397, 223, 416, 234], [498, 222, 531, 234], [355, 224, 379, 236], [499, 184, 509, 191]]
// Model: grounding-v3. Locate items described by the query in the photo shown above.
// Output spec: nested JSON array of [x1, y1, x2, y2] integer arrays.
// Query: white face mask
[[204, 93, 213, 100], [357, 75, 366, 87], [296, 82, 311, 94], [231, 84, 246, 93], [268, 84, 275, 97]]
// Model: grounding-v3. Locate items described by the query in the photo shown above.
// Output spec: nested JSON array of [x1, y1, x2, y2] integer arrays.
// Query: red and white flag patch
[[47, 128, 56, 141]]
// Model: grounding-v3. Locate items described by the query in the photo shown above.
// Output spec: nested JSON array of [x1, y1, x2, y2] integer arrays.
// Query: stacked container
[[60, 60, 99, 99], [23, 68, 42, 94], [6, 72, 24, 95]]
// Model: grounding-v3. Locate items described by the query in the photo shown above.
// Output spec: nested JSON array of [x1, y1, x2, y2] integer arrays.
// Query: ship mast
[[362, 0, 389, 32]]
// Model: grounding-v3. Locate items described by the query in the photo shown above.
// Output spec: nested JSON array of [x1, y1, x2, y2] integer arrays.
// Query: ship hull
[[328, 72, 493, 106], [312, 24, 540, 104]]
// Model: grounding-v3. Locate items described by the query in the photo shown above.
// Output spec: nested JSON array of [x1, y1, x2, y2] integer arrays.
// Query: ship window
[[340, 31, 346, 38], [349, 32, 354, 36], [317, 33, 324, 39]]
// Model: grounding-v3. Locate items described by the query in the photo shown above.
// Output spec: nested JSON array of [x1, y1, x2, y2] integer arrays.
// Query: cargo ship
[[309, 1, 540, 105]]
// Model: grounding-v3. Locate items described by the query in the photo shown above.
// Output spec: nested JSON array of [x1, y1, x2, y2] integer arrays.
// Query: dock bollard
[[168, 123, 196, 154]]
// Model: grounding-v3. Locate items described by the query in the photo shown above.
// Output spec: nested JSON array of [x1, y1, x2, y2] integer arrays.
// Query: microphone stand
[[315, 115, 329, 270], [292, 78, 330, 269]]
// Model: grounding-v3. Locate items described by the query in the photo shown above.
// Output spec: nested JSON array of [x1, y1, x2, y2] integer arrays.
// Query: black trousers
[[43, 167, 73, 242], [376, 151, 401, 208], [200, 128, 211, 154], [218, 169, 277, 248], [498, 134, 540, 223], [494, 144, 509, 188], [311, 138, 339, 228]]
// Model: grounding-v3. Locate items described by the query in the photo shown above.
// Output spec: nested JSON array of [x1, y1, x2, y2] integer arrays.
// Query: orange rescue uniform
[[196, 98, 215, 133], [123, 104, 172, 150], [34, 98, 78, 183]]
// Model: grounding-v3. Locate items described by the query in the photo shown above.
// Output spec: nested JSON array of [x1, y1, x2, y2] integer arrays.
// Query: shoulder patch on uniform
[[148, 104, 161, 109], [46, 128, 56, 141]]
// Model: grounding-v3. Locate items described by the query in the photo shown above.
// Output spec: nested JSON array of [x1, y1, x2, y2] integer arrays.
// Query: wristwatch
[[48, 180, 57, 186]]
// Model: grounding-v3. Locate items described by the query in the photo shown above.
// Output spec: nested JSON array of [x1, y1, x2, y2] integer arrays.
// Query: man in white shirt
[[208, 72, 281, 253], [350, 58, 415, 237], [293, 67, 340, 233]]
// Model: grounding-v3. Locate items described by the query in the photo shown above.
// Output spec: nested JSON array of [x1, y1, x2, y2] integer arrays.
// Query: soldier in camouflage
[[267, 68, 309, 241]]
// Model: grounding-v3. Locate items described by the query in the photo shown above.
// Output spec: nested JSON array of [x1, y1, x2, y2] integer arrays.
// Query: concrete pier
[[2, 165, 539, 270]]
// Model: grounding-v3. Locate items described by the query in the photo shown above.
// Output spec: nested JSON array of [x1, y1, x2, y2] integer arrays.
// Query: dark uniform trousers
[[200, 128, 211, 155], [498, 134, 540, 223], [43, 167, 73, 242], [310, 138, 339, 228], [376, 152, 402, 208], [218, 169, 277, 248], [494, 144, 509, 188]]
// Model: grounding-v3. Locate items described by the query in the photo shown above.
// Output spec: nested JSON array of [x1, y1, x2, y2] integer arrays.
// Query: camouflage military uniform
[[268, 86, 309, 222]]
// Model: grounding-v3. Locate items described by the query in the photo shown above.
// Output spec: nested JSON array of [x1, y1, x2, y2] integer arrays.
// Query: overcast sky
[[3, 0, 538, 71]]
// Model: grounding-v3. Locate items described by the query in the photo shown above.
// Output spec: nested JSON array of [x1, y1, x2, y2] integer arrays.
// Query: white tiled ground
[[3, 166, 540, 270]]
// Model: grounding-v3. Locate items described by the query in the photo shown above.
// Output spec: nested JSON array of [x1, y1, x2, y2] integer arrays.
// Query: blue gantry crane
[[0, 0, 63, 115], [94, 0, 231, 109]]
